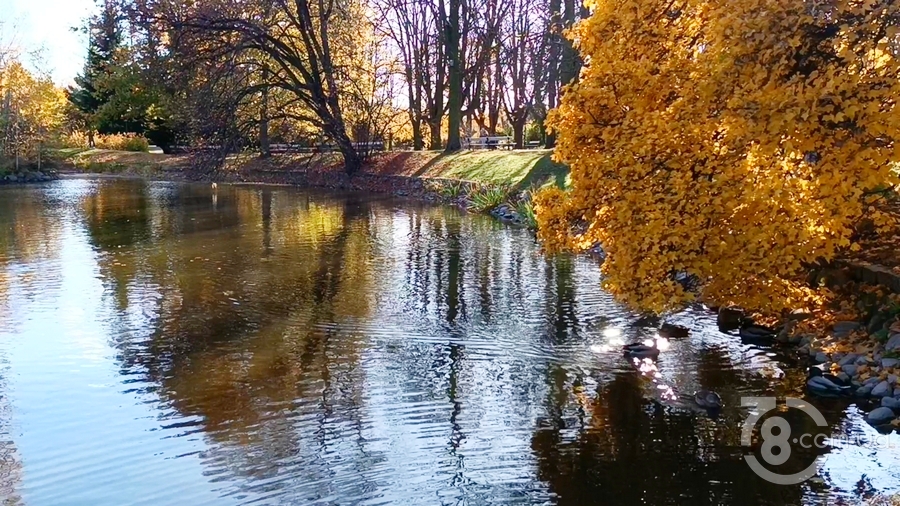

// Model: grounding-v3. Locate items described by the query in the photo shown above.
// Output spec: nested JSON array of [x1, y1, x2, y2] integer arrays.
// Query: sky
[[1, 0, 95, 85]]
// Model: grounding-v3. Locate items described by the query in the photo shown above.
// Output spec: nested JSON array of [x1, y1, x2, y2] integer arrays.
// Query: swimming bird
[[658, 323, 690, 338], [807, 367, 851, 395], [694, 390, 723, 410], [211, 182, 218, 190], [623, 341, 660, 359], [739, 323, 777, 344]]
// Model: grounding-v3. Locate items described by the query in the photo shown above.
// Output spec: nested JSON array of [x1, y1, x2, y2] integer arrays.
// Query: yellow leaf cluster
[[539, 0, 900, 314]]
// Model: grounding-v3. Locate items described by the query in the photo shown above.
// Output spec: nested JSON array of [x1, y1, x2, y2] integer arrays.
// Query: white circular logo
[[741, 397, 828, 485]]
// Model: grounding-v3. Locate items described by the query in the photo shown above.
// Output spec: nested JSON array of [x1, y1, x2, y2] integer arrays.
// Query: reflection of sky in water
[[820, 405, 900, 496], [0, 179, 896, 505], [1, 200, 222, 504]]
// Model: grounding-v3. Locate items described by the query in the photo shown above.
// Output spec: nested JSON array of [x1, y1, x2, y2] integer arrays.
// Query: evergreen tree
[[67, 0, 122, 142]]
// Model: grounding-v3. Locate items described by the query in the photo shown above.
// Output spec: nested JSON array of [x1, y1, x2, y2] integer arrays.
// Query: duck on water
[[738, 323, 778, 344], [622, 341, 660, 360], [694, 390, 723, 410]]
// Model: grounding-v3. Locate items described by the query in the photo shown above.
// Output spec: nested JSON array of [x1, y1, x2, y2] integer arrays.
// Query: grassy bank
[[56, 148, 568, 189], [53, 148, 190, 175], [364, 150, 568, 189]]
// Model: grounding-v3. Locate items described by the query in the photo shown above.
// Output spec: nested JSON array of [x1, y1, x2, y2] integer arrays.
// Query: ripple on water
[[0, 179, 891, 505]]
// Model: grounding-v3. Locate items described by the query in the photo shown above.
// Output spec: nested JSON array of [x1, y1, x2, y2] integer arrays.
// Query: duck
[[211, 182, 218, 190], [807, 367, 851, 395], [694, 390, 723, 410], [739, 323, 777, 344], [623, 341, 660, 359], [658, 323, 690, 338]]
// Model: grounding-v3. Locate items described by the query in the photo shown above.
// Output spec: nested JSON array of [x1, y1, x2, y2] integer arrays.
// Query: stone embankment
[[1, 170, 56, 184]]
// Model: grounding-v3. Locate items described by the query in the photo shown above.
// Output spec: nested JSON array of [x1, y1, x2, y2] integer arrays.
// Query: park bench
[[269, 141, 385, 154], [466, 136, 514, 150]]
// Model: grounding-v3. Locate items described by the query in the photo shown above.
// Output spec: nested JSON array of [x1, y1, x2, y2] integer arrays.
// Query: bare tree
[[374, 0, 443, 150], [443, 0, 463, 151], [137, 0, 367, 173], [460, 0, 506, 143], [500, 0, 547, 148], [123, 0, 575, 157]]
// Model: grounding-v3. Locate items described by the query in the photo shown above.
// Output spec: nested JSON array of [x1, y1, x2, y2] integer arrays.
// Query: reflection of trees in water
[[81, 180, 152, 250], [0, 187, 66, 310], [531, 363, 811, 506], [76, 182, 386, 500], [0, 188, 64, 263], [445, 221, 463, 323], [545, 255, 578, 344], [0, 188, 67, 502], [399, 210, 554, 330]]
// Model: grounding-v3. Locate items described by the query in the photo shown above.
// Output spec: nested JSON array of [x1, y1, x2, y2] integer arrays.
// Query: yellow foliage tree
[[538, 0, 900, 314], [0, 60, 67, 164]]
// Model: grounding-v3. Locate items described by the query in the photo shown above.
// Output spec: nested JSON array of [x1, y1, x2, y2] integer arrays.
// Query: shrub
[[119, 135, 150, 152], [439, 180, 465, 199], [60, 131, 92, 149], [468, 184, 510, 212], [514, 197, 537, 229], [95, 133, 150, 152], [424, 179, 467, 200], [59, 132, 151, 152]]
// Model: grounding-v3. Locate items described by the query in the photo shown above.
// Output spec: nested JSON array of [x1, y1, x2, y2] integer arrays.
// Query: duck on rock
[[807, 367, 851, 395], [623, 341, 660, 360]]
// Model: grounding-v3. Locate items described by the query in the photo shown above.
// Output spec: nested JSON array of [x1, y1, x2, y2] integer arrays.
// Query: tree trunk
[[549, 0, 581, 150], [560, 0, 579, 85], [260, 69, 271, 158], [407, 65, 424, 151], [545, 0, 562, 149], [330, 125, 362, 174], [337, 138, 363, 175], [445, 0, 462, 152], [489, 58, 502, 135], [428, 120, 442, 150], [411, 119, 423, 151], [513, 119, 525, 149]]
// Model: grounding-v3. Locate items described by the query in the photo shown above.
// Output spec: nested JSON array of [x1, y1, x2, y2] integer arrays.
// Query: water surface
[[0, 178, 897, 505]]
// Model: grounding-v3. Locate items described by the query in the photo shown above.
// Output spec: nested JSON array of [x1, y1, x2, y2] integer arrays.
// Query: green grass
[[519, 153, 569, 189], [50, 147, 92, 159], [421, 150, 568, 190]]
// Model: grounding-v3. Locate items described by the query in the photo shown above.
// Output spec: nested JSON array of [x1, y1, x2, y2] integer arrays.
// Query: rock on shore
[[1, 170, 55, 184]]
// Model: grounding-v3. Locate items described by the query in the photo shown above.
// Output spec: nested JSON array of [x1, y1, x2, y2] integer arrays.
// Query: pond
[[0, 178, 898, 505]]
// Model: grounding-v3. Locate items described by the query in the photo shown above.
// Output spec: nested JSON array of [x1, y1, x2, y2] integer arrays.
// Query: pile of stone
[[1, 171, 55, 184], [800, 320, 900, 428]]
